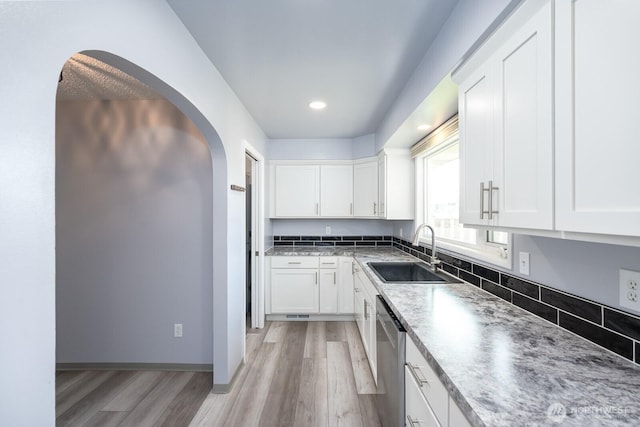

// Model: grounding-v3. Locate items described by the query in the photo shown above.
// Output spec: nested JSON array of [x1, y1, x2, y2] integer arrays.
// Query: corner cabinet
[[454, 0, 553, 231], [353, 158, 379, 217], [555, 0, 640, 237], [378, 149, 414, 220]]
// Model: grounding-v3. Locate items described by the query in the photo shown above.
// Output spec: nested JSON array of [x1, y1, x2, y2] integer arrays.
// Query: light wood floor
[[56, 321, 381, 427]]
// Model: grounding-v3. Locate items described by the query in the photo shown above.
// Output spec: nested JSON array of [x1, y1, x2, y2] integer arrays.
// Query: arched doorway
[[55, 51, 229, 387]]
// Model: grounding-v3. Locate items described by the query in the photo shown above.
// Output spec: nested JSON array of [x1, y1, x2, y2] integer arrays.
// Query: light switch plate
[[620, 269, 640, 313], [174, 323, 183, 338], [325, 226, 331, 235], [519, 252, 530, 276]]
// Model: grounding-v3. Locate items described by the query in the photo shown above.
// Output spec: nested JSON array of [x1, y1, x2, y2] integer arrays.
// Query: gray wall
[[56, 99, 213, 364]]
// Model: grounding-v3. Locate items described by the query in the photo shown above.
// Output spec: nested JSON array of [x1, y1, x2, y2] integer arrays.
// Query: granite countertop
[[353, 250, 640, 427], [269, 246, 640, 426]]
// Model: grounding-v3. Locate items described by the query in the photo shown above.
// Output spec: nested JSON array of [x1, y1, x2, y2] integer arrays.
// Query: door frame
[[244, 143, 265, 330]]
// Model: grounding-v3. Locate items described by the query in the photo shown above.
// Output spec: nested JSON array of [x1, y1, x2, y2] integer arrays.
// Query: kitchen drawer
[[271, 256, 319, 269], [406, 337, 448, 426], [319, 257, 338, 268], [405, 365, 441, 427]]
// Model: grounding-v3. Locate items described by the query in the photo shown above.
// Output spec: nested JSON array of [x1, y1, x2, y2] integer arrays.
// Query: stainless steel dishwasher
[[376, 295, 406, 427]]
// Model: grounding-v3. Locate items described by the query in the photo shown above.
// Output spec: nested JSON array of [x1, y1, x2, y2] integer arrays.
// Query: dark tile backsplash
[[272, 235, 392, 248], [559, 312, 634, 361], [390, 236, 640, 366]]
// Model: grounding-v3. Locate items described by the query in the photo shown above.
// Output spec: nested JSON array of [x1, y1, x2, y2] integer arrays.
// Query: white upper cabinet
[[353, 158, 379, 217], [455, 0, 553, 230], [378, 149, 414, 220], [555, 0, 640, 237], [320, 164, 353, 217], [271, 164, 319, 217]]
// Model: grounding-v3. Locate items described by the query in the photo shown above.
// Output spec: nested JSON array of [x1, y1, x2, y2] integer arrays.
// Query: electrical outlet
[[620, 269, 640, 313], [519, 252, 530, 276], [325, 226, 331, 235], [174, 323, 183, 338]]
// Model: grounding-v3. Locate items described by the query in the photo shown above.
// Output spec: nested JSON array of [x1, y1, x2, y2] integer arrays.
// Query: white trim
[[414, 134, 513, 270], [244, 142, 266, 331]]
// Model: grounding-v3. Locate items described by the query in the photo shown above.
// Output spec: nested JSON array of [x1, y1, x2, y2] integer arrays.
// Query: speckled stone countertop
[[268, 246, 640, 426]]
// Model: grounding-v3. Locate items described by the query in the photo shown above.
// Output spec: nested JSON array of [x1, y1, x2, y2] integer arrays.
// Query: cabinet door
[[320, 164, 353, 217], [493, 1, 553, 230], [319, 269, 338, 313], [458, 61, 494, 226], [338, 258, 354, 314], [353, 160, 379, 217], [270, 269, 318, 313], [556, 0, 640, 236], [274, 165, 320, 217], [365, 296, 377, 379], [353, 274, 366, 342]]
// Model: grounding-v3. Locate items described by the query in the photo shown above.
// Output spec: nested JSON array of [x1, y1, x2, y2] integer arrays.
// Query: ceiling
[[167, 0, 459, 139], [57, 54, 161, 102]]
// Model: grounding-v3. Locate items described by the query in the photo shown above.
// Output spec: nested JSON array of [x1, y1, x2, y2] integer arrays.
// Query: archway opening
[[55, 52, 227, 421]]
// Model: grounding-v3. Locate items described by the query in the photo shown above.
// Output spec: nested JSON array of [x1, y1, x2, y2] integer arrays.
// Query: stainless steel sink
[[368, 261, 460, 284]]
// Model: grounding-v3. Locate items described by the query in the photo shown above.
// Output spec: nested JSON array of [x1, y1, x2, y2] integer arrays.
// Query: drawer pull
[[407, 415, 422, 427], [407, 362, 429, 386], [321, 262, 335, 265], [287, 262, 302, 265]]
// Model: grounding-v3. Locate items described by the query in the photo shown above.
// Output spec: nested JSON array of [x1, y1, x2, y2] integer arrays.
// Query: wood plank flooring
[[56, 321, 381, 426]]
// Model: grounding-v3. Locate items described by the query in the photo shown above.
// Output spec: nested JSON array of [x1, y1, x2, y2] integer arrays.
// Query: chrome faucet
[[412, 224, 441, 271]]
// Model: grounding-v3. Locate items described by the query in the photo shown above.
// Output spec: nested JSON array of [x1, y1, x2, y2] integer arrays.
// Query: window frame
[[414, 132, 512, 269]]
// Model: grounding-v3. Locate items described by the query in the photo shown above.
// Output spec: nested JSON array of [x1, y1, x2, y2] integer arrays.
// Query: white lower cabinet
[[270, 256, 320, 313], [405, 336, 472, 427], [353, 262, 378, 380], [269, 256, 354, 315], [319, 258, 338, 313], [405, 366, 441, 427]]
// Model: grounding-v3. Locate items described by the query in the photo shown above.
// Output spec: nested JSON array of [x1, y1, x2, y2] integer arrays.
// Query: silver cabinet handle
[[316, 203, 319, 215], [333, 271, 336, 284], [364, 301, 369, 319], [288, 261, 302, 265], [488, 179, 499, 220], [373, 202, 377, 215], [480, 182, 485, 219], [407, 362, 429, 386], [407, 415, 422, 427], [350, 203, 353, 215], [315, 272, 318, 284]]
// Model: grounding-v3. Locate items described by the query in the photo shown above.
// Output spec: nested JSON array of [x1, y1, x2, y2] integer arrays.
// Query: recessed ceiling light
[[309, 101, 327, 110], [417, 124, 432, 131]]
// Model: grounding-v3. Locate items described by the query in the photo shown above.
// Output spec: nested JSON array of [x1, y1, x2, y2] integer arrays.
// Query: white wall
[[273, 219, 393, 237], [0, 2, 266, 425], [56, 99, 213, 365]]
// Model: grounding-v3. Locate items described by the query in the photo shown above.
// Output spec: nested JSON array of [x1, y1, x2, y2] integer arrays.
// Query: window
[[413, 116, 511, 268]]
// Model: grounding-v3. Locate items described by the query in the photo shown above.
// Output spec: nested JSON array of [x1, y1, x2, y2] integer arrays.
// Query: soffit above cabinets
[[166, 0, 459, 139]]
